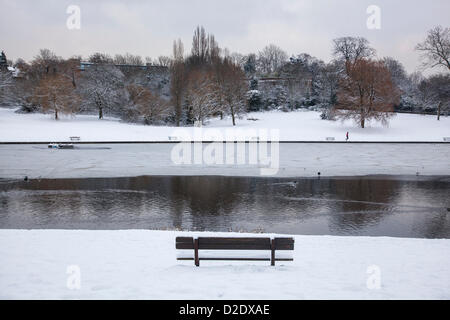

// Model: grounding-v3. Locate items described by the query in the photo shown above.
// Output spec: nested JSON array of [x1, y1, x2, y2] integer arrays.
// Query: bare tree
[[31, 50, 80, 87], [32, 73, 79, 120], [190, 26, 220, 64], [88, 53, 113, 64], [335, 59, 400, 128], [9, 50, 80, 112], [216, 60, 248, 125], [114, 53, 144, 66], [127, 84, 170, 124], [257, 44, 288, 75], [229, 52, 245, 70], [144, 57, 154, 65], [333, 37, 376, 75], [58, 57, 81, 88], [156, 56, 172, 67], [171, 39, 186, 126], [32, 49, 61, 75], [416, 26, 450, 71], [191, 26, 208, 63], [173, 39, 184, 61]]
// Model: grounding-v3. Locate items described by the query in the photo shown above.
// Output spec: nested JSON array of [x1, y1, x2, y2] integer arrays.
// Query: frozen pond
[[0, 143, 449, 178], [1, 175, 449, 238]]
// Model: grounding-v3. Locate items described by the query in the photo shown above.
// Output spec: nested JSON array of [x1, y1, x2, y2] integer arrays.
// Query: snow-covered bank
[[0, 230, 449, 299], [0, 143, 448, 179], [1, 107, 449, 142]]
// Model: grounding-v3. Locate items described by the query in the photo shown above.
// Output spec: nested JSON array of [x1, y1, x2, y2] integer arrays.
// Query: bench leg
[[271, 239, 275, 266], [194, 238, 199, 267]]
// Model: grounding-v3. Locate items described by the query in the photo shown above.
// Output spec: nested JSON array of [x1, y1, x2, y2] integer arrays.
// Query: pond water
[[1, 175, 449, 238]]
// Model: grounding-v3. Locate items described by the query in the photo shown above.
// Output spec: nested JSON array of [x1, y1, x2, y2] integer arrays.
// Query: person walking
[[346, 132, 349, 141]]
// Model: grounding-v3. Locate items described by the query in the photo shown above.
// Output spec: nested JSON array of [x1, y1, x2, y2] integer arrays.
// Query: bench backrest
[[176, 236, 294, 266]]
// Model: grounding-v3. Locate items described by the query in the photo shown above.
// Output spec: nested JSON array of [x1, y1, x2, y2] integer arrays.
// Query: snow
[[0, 229, 449, 299], [6, 67, 19, 77], [0, 107, 449, 142]]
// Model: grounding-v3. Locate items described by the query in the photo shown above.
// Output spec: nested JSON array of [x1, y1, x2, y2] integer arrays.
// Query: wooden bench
[[176, 237, 294, 267]]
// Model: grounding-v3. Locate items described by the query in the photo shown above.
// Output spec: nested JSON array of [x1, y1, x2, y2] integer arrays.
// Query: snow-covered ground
[[0, 230, 449, 299], [1, 107, 449, 142], [0, 143, 449, 179]]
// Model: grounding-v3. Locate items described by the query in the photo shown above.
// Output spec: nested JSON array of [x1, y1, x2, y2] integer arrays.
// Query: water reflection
[[0, 176, 449, 238]]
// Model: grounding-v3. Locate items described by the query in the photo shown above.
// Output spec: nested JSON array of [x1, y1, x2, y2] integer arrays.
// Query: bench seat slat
[[274, 244, 295, 250], [274, 238, 295, 250], [198, 244, 271, 250], [177, 257, 294, 261], [274, 238, 294, 244], [176, 243, 195, 249], [198, 237, 271, 250], [176, 237, 194, 249]]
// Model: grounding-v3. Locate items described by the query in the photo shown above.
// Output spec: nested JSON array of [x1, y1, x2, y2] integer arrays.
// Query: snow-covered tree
[[185, 69, 221, 124], [259, 82, 288, 110], [0, 70, 14, 105], [418, 74, 450, 118], [79, 65, 125, 119], [0, 70, 13, 89], [319, 61, 341, 106], [382, 57, 408, 90], [244, 54, 257, 76], [247, 89, 262, 112]]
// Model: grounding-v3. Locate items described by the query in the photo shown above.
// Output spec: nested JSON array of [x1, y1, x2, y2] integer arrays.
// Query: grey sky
[[1, 0, 449, 74]]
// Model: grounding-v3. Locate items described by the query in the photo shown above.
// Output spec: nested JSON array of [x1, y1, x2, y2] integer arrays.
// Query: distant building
[[0, 51, 8, 71], [79, 61, 168, 74]]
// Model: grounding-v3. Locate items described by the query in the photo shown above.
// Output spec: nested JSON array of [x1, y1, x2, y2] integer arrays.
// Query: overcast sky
[[1, 0, 449, 74]]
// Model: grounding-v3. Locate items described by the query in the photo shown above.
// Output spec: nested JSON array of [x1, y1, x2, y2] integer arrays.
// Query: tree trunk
[[55, 109, 58, 120], [99, 107, 103, 119], [437, 101, 442, 121], [175, 101, 181, 127], [360, 117, 365, 128], [230, 104, 235, 126], [71, 71, 76, 88]]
